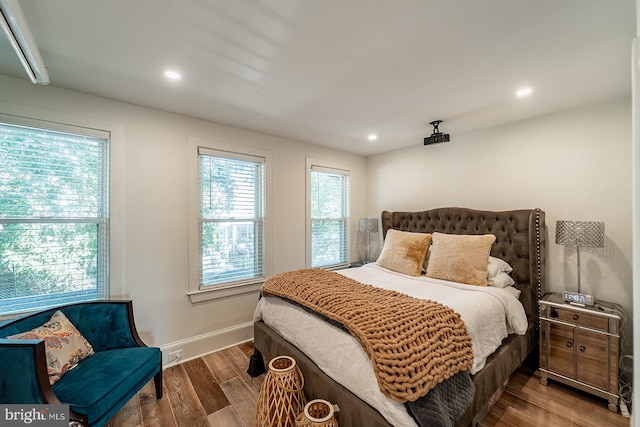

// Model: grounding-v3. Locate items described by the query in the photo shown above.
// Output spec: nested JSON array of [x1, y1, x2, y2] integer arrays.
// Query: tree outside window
[[0, 121, 109, 315], [198, 149, 265, 287], [309, 165, 350, 268]]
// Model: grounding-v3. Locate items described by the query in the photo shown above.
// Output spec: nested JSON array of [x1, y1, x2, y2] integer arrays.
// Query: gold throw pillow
[[426, 232, 496, 286], [377, 229, 432, 276]]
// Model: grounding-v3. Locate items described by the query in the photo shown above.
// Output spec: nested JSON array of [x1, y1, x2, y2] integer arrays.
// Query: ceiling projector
[[424, 120, 450, 145]]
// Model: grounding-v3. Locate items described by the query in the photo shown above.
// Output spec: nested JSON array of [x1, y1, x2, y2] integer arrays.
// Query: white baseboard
[[160, 321, 254, 369]]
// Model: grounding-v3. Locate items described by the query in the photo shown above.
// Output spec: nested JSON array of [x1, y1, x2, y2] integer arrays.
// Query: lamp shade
[[358, 218, 379, 233], [555, 220, 605, 248]]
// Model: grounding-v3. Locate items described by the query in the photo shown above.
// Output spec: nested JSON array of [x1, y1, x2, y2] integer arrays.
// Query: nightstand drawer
[[552, 307, 608, 331]]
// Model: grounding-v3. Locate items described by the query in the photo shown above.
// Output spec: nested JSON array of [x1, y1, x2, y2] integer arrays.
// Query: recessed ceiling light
[[164, 70, 181, 81], [516, 87, 533, 97], [368, 134, 378, 141]]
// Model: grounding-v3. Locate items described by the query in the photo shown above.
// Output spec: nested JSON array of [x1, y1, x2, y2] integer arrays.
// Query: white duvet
[[253, 263, 528, 427]]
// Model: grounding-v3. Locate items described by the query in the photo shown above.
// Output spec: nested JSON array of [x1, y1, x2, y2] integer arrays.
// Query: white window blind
[[0, 120, 109, 315], [310, 165, 350, 268], [198, 147, 265, 287]]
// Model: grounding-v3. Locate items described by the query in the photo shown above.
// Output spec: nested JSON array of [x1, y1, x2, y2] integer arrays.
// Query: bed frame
[[249, 207, 546, 426]]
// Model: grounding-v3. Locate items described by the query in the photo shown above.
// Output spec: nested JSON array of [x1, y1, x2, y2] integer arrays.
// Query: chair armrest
[[0, 339, 60, 404]]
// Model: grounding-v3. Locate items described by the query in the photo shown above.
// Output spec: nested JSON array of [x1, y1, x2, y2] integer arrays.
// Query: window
[[0, 119, 109, 315], [197, 147, 265, 289], [307, 160, 350, 268]]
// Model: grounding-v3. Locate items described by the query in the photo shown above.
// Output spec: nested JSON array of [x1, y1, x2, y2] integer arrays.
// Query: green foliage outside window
[[0, 122, 108, 314], [310, 169, 349, 268], [199, 152, 265, 286]]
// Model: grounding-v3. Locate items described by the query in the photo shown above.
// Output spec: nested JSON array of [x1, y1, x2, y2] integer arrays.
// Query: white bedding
[[253, 263, 528, 427]]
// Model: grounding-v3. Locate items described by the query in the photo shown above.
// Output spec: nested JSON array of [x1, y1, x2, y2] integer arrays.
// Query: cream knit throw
[[261, 268, 474, 403]]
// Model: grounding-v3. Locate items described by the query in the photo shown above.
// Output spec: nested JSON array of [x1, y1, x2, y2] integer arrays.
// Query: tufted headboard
[[381, 207, 546, 325]]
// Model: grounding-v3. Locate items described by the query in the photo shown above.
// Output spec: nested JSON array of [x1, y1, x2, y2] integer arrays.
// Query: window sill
[[188, 280, 263, 303], [323, 263, 351, 271]]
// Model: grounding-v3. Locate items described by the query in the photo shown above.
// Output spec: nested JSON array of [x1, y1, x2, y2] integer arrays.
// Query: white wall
[[0, 74, 368, 363], [368, 98, 633, 350], [1, 73, 632, 361]]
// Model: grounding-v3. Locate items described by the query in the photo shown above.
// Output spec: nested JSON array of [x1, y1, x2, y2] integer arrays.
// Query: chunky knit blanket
[[261, 268, 474, 403]]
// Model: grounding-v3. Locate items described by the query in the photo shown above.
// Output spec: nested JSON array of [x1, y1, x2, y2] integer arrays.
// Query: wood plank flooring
[[106, 342, 629, 426]]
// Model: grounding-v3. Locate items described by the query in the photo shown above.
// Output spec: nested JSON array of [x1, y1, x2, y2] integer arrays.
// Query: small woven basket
[[255, 355, 307, 427], [295, 399, 339, 427]]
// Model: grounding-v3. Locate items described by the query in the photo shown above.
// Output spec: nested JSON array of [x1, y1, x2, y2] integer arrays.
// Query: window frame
[[305, 158, 351, 270], [0, 114, 111, 315], [188, 137, 271, 303]]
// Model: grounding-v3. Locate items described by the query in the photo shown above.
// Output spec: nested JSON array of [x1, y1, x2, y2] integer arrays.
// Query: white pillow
[[487, 256, 513, 279], [487, 271, 515, 288], [502, 285, 521, 299]]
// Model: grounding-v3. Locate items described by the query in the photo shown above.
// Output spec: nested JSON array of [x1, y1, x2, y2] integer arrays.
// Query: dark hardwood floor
[[105, 341, 629, 426]]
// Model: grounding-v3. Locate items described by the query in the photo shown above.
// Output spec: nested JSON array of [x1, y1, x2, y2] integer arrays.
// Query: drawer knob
[[573, 314, 579, 320], [579, 346, 586, 352], [566, 341, 573, 348]]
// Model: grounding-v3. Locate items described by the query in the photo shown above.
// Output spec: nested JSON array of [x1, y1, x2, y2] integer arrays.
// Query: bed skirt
[[250, 320, 536, 427]]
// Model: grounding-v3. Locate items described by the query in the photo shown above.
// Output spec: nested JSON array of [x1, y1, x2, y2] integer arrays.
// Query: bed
[[248, 207, 546, 426]]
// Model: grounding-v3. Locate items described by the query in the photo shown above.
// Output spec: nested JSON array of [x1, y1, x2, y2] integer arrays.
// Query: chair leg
[[154, 362, 163, 399], [69, 410, 88, 426]]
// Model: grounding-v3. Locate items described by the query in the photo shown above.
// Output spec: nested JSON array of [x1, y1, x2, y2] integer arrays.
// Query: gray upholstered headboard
[[381, 207, 546, 325]]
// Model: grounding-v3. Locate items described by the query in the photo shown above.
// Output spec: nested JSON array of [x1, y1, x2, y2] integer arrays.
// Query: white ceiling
[[0, 0, 635, 156]]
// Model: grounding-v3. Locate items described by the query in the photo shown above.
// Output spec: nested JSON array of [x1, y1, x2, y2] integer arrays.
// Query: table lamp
[[555, 220, 605, 306], [358, 218, 379, 263]]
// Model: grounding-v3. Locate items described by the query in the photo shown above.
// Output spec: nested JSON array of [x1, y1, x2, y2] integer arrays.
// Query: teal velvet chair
[[0, 300, 162, 426]]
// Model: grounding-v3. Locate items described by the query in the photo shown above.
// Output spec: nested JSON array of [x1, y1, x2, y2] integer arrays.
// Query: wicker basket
[[255, 355, 307, 427], [295, 399, 339, 427]]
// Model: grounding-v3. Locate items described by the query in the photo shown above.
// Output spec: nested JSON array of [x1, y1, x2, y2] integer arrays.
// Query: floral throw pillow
[[8, 310, 95, 384]]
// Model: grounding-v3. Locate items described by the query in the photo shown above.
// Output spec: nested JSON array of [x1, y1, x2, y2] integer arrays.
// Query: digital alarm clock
[[562, 291, 594, 306]]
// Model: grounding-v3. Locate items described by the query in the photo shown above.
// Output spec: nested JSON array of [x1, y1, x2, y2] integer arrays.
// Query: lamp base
[[562, 291, 595, 306]]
